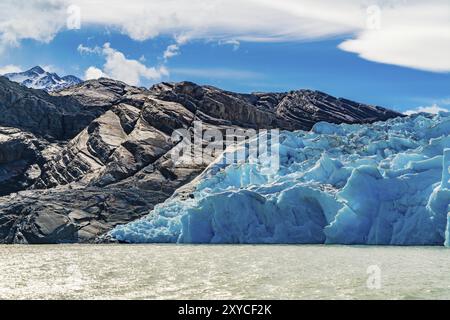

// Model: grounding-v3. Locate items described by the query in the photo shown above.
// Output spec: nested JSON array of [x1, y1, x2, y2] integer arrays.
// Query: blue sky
[[0, 0, 449, 113]]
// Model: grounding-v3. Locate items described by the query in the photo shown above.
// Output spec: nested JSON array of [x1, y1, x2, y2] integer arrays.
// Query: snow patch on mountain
[[111, 112, 450, 246], [2, 66, 82, 92]]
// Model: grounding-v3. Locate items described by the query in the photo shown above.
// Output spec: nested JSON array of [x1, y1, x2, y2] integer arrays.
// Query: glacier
[[111, 113, 450, 246]]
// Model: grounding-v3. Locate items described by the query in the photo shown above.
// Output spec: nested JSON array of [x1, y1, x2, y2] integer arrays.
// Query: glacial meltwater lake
[[0, 245, 448, 300]]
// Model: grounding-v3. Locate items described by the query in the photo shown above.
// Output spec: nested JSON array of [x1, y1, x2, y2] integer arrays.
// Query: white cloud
[[82, 43, 169, 85], [404, 104, 449, 115], [0, 0, 66, 49], [84, 66, 106, 80], [0, 0, 449, 73], [0, 64, 23, 74], [339, 1, 450, 73]]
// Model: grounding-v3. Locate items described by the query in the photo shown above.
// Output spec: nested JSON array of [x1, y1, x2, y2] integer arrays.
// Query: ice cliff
[[111, 113, 450, 246]]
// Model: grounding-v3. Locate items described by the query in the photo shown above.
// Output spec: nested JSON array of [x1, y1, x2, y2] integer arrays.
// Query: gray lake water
[[0, 245, 449, 300]]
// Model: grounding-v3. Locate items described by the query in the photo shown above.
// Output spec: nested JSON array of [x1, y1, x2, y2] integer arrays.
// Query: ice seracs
[[111, 112, 450, 246], [2, 66, 82, 92]]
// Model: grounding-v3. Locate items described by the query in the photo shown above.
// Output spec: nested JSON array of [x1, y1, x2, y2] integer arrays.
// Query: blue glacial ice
[[111, 113, 450, 246]]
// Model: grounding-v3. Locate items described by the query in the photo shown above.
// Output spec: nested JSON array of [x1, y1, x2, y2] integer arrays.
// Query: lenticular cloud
[[111, 113, 450, 246]]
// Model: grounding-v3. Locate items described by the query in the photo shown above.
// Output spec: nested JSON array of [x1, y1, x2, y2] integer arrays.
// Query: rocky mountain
[[3, 66, 82, 92], [0, 77, 403, 243]]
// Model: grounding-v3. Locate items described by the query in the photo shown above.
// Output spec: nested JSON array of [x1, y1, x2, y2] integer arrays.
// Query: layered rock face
[[151, 82, 400, 130], [0, 77, 105, 139], [0, 77, 402, 243], [0, 127, 45, 196]]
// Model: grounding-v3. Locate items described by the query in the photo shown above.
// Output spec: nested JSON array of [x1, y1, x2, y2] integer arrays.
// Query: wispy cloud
[[439, 98, 450, 106], [404, 104, 449, 115], [218, 39, 240, 51], [0, 64, 22, 74], [77, 44, 101, 55], [163, 34, 190, 61], [172, 68, 262, 80], [163, 44, 180, 60], [42, 64, 63, 74]]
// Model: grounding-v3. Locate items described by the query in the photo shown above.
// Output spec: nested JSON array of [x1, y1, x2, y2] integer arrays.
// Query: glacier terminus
[[111, 112, 450, 246]]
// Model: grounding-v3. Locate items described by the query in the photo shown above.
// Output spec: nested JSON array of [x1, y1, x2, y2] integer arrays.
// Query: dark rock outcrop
[[0, 77, 105, 140], [0, 127, 45, 196], [0, 77, 403, 243]]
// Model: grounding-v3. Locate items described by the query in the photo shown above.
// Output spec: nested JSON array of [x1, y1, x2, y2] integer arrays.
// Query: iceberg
[[111, 113, 450, 246]]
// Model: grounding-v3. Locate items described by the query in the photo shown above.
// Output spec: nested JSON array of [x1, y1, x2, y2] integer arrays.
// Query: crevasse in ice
[[111, 113, 450, 246]]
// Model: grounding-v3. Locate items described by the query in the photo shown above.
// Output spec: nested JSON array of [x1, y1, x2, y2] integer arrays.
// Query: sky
[[0, 0, 449, 114]]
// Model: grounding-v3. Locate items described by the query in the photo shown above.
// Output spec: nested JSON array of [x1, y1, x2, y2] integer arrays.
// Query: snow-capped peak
[[27, 66, 46, 75], [2, 66, 82, 92]]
